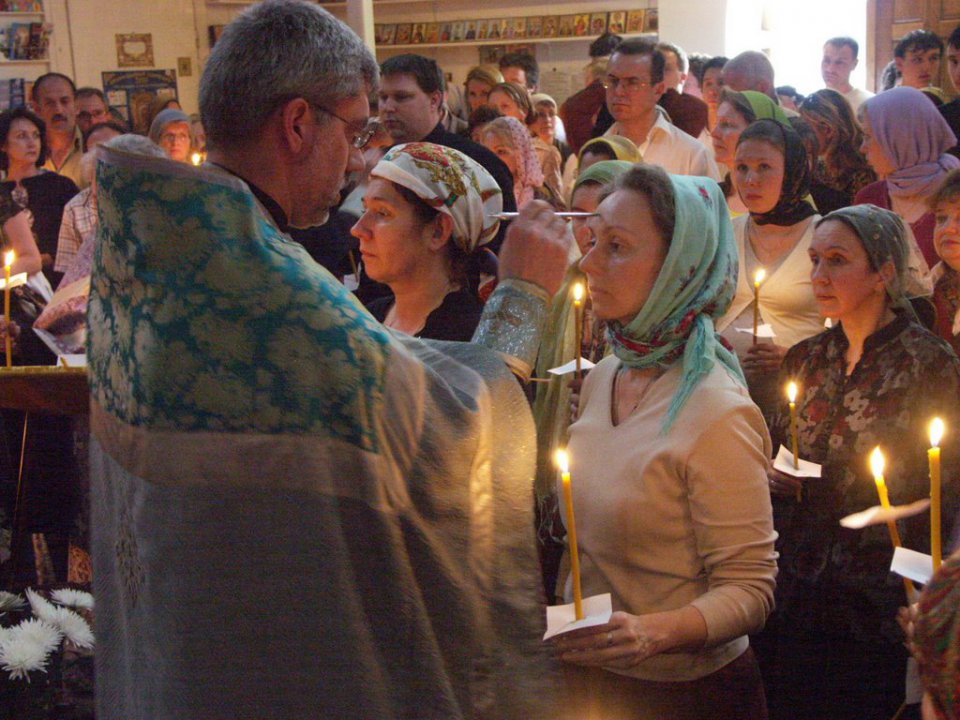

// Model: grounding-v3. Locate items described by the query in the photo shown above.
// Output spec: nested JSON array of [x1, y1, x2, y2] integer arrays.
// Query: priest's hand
[[498, 200, 572, 296]]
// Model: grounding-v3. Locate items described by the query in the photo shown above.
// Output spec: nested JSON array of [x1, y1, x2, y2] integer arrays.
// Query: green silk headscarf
[[606, 174, 746, 433]]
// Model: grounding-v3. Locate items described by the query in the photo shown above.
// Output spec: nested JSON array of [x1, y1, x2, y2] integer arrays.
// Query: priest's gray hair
[[199, 0, 379, 151]]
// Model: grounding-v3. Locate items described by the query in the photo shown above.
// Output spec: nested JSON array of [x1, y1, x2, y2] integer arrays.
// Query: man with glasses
[[604, 38, 719, 180], [75, 87, 112, 135], [87, 1, 568, 718]]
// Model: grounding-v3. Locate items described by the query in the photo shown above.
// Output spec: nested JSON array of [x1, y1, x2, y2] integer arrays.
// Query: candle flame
[[190, 152, 203, 166], [931, 417, 945, 448], [754, 268, 766, 286], [3, 251, 13, 269], [554, 448, 570, 474], [870, 446, 885, 480], [572, 283, 584, 302], [787, 381, 797, 403]]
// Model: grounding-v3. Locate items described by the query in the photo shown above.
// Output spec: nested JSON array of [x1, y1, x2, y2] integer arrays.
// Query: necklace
[[612, 365, 661, 425], [11, 180, 27, 209]]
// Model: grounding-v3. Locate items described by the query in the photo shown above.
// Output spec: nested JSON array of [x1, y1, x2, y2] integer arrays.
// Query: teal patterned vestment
[[87, 148, 559, 719]]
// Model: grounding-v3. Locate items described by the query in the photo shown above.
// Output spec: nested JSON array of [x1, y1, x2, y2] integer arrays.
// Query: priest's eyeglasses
[[313, 105, 380, 149]]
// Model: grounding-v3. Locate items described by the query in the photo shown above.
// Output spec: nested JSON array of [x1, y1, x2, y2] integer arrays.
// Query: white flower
[[24, 588, 58, 625], [0, 620, 58, 682], [51, 607, 94, 649], [0, 591, 25, 612], [50, 589, 94, 610], [8, 619, 61, 654]]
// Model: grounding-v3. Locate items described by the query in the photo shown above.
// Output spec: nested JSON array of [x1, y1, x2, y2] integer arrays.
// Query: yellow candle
[[573, 283, 584, 380], [870, 447, 917, 600], [4, 250, 13, 368], [787, 381, 801, 502], [752, 269, 765, 346], [930, 418, 944, 572], [556, 448, 583, 620]]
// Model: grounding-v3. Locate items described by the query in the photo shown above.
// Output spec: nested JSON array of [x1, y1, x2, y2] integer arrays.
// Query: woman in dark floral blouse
[[755, 204, 960, 720]]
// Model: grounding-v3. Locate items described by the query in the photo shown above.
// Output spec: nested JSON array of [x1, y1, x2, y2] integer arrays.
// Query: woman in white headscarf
[[351, 142, 502, 341]]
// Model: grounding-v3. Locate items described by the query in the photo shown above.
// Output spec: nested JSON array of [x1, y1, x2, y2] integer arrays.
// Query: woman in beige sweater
[[556, 164, 777, 719]]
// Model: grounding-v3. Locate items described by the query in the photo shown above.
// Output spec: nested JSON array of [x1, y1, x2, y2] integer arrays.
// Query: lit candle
[[4, 250, 12, 368], [870, 446, 918, 599], [930, 418, 944, 572], [573, 283, 584, 380], [556, 448, 583, 620], [190, 152, 203, 166], [752, 269, 765, 345], [787, 381, 801, 502]]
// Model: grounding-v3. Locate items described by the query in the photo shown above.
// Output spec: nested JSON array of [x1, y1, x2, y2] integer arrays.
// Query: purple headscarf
[[862, 86, 960, 199]]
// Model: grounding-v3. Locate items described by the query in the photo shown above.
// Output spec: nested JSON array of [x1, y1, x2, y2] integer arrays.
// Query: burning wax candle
[[752, 269, 766, 345], [573, 283, 584, 380], [787, 381, 801, 501], [930, 418, 944, 572], [870, 446, 917, 600], [556, 448, 583, 620]]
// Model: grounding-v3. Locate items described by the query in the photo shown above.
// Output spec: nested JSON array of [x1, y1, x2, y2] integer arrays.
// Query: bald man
[[722, 51, 799, 120]]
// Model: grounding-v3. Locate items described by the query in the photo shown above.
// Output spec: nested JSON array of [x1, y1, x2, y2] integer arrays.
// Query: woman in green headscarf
[[552, 165, 777, 719], [532, 159, 633, 602], [711, 88, 790, 216]]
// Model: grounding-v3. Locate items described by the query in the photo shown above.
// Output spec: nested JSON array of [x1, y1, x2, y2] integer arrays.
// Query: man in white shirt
[[603, 38, 719, 180], [821, 36, 873, 113]]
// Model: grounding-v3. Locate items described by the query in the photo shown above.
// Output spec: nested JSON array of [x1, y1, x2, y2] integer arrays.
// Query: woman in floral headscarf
[[757, 205, 960, 720], [480, 116, 556, 208], [553, 164, 776, 719], [351, 142, 502, 341]]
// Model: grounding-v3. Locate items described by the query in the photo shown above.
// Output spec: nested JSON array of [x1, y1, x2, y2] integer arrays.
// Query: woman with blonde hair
[[464, 65, 503, 114]]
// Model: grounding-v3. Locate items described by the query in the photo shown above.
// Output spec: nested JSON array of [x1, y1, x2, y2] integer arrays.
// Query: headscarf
[[578, 135, 642, 165], [862, 87, 960, 199], [818, 204, 930, 315], [484, 116, 543, 208], [606, 173, 745, 433], [739, 118, 817, 227], [741, 90, 790, 126], [914, 551, 960, 720], [572, 159, 634, 195], [148, 108, 191, 144], [370, 142, 502, 252]]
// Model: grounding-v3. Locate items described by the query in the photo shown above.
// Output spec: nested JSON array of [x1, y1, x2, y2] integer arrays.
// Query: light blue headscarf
[[606, 174, 745, 433]]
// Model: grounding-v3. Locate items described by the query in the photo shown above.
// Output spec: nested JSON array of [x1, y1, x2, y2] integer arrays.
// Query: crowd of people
[[7, 2, 960, 719]]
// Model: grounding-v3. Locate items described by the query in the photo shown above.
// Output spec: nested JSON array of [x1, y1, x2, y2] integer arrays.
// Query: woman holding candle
[[758, 204, 960, 720], [555, 164, 777, 719], [532, 159, 633, 602], [351, 142, 501, 342], [716, 119, 824, 422], [0, 107, 79, 289]]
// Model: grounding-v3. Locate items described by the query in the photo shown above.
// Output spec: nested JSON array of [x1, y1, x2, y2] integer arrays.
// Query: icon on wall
[[115, 33, 154, 68]]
